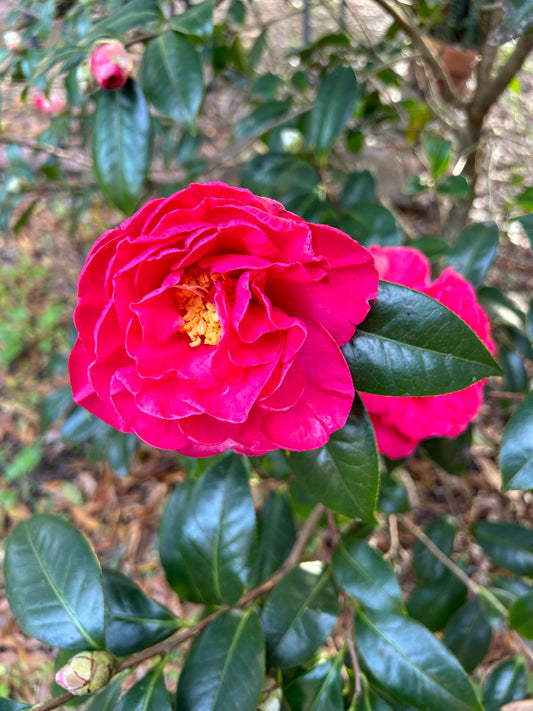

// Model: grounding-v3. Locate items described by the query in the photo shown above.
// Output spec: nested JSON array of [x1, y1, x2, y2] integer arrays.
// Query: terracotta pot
[[426, 36, 479, 89]]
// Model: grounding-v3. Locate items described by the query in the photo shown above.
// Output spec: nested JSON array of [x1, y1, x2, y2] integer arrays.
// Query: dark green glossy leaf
[[343, 281, 501, 396], [445, 223, 499, 287], [409, 236, 449, 260], [170, 0, 213, 38], [249, 490, 296, 587], [512, 213, 533, 249], [472, 520, 533, 575], [526, 298, 533, 345], [342, 170, 376, 209], [84, 676, 123, 711], [482, 657, 528, 711], [5, 514, 105, 651], [422, 428, 472, 475], [103, 569, 179, 657], [62, 406, 105, 442], [159, 477, 206, 602], [412, 517, 456, 584], [262, 564, 339, 668], [85, 0, 162, 44], [0, 700, 31, 711], [436, 175, 469, 198], [500, 345, 529, 393], [180, 453, 257, 605], [140, 31, 203, 128], [423, 134, 452, 179], [377, 474, 410, 514], [341, 202, 401, 247], [284, 655, 344, 711], [333, 536, 403, 612], [356, 609, 483, 711], [407, 570, 467, 631], [176, 609, 265, 711], [234, 99, 293, 141], [103, 430, 138, 478], [443, 599, 492, 672], [305, 65, 358, 160], [41, 385, 73, 431], [93, 80, 153, 213], [477, 286, 525, 330], [509, 591, 533, 638], [287, 404, 379, 521], [115, 667, 172, 711], [500, 391, 533, 491]]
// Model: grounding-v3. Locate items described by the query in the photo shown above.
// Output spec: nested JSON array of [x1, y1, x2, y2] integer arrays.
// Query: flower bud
[[90, 40, 130, 90], [33, 91, 65, 114], [55, 650, 118, 695], [4, 30, 22, 51], [257, 677, 282, 711]]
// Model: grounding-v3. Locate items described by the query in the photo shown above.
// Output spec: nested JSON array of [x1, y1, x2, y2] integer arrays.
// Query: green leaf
[[115, 667, 173, 711], [527, 298, 533, 345], [500, 391, 533, 490], [170, 0, 213, 38], [436, 175, 469, 198], [103, 569, 179, 657], [422, 428, 472, 475], [93, 80, 153, 213], [140, 31, 203, 128], [176, 609, 265, 711], [377, 474, 410, 514], [159, 477, 203, 602], [343, 280, 501, 396], [180, 453, 257, 605], [234, 99, 293, 141], [249, 490, 296, 587], [5, 443, 42, 482], [477, 286, 525, 331], [305, 65, 358, 160], [482, 657, 528, 711], [103, 430, 138, 478], [85, 0, 162, 44], [84, 677, 123, 711], [284, 654, 344, 711], [407, 570, 467, 631], [444, 599, 492, 673], [0, 700, 32, 711], [61, 406, 105, 442], [262, 563, 339, 668], [41, 385, 73, 430], [341, 170, 376, 208], [423, 134, 452, 179], [509, 591, 533, 638], [512, 214, 533, 249], [5, 514, 105, 651], [412, 517, 456, 584], [356, 609, 483, 711], [472, 520, 533, 576], [341, 202, 401, 247], [445, 223, 499, 287], [333, 536, 403, 612], [287, 403, 379, 521]]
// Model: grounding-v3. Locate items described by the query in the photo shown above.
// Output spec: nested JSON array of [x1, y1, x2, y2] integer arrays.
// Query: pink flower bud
[[55, 650, 118, 695], [4, 31, 22, 51], [90, 40, 130, 90], [33, 92, 65, 114]]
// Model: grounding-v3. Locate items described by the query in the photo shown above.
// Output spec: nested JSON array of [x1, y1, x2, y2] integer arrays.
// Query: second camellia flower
[[69, 182, 378, 455]]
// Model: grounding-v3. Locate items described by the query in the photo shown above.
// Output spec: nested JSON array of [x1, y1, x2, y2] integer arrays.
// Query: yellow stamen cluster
[[175, 266, 222, 348]]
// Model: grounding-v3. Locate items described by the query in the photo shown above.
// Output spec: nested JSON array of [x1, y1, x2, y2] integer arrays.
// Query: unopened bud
[[257, 677, 282, 711], [90, 40, 131, 90], [4, 31, 22, 51], [76, 62, 91, 94], [33, 91, 65, 114], [55, 650, 118, 695], [279, 128, 304, 154]]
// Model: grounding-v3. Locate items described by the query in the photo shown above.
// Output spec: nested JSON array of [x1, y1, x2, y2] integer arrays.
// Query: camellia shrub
[[1, 1, 533, 710]]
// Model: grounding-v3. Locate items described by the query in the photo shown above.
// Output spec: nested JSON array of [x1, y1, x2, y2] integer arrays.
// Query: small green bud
[[55, 650, 118, 695]]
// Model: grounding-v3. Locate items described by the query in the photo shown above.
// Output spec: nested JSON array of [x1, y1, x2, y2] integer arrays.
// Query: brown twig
[[30, 503, 326, 711]]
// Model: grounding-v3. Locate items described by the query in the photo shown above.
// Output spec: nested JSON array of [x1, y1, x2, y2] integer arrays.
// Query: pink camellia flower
[[33, 91, 64, 114], [90, 40, 130, 90], [69, 182, 378, 456], [359, 245, 495, 459]]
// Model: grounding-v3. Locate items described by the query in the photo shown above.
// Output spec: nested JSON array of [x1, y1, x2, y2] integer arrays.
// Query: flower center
[[175, 266, 222, 348]]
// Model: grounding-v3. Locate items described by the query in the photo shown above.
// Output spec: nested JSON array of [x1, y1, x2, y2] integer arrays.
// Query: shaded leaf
[[423, 134, 452, 179], [343, 281, 501, 396], [342, 170, 376, 208], [249, 490, 296, 587], [176, 609, 265, 711], [115, 667, 172, 711], [444, 599, 492, 672], [472, 520, 533, 576], [170, 0, 213, 38], [262, 563, 339, 668], [482, 657, 528, 711], [500, 391, 533, 490], [287, 404, 379, 521], [407, 569, 467, 631], [356, 609, 483, 711], [85, 677, 123, 711], [234, 99, 293, 141], [93, 80, 153, 213], [445, 223, 499, 287], [509, 591, 533, 639], [284, 655, 344, 711], [412, 517, 456, 584], [341, 202, 401, 247], [103, 569, 179, 656], [0, 701, 32, 711], [140, 31, 203, 128], [333, 536, 403, 612], [5, 514, 105, 651], [85, 0, 162, 44]]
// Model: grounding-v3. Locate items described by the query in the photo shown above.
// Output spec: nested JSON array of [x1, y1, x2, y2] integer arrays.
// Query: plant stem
[[30, 503, 325, 711]]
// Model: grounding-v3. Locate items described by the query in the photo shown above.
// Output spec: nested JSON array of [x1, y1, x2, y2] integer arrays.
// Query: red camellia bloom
[[359, 245, 495, 459], [90, 40, 130, 90], [69, 182, 378, 456]]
